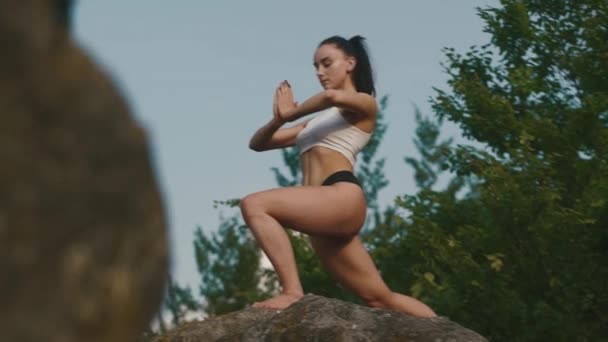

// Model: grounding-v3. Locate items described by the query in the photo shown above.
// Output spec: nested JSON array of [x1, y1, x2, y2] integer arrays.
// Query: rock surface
[[155, 295, 487, 342], [0, 1, 169, 341]]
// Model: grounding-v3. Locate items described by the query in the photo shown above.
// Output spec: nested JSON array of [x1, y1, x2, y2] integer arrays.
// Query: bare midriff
[[300, 146, 354, 186], [299, 110, 375, 187]]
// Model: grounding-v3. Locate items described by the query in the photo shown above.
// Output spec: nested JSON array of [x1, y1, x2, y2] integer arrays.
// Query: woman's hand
[[275, 80, 298, 121], [272, 84, 282, 123]]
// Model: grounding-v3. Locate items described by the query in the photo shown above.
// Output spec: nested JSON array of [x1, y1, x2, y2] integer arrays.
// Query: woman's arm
[[248, 117, 283, 151], [248, 118, 308, 152], [278, 87, 377, 122], [249, 83, 308, 151]]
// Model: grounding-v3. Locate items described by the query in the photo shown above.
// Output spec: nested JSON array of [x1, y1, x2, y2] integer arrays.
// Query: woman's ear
[[346, 56, 356, 73]]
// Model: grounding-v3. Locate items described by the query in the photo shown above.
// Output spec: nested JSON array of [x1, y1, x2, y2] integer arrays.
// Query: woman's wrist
[[280, 108, 297, 122], [271, 116, 285, 127]]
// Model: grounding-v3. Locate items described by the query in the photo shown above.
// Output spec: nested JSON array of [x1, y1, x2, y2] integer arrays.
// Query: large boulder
[[155, 295, 487, 341], [0, 1, 169, 341]]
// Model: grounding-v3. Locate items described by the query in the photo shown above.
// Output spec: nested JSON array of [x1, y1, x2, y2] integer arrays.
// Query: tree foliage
[[393, 1, 608, 340]]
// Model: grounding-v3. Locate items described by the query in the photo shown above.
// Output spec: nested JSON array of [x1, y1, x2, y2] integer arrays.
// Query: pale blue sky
[[73, 1, 497, 290]]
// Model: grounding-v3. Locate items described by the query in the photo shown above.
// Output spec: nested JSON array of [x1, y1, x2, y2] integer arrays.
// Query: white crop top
[[295, 107, 372, 165]]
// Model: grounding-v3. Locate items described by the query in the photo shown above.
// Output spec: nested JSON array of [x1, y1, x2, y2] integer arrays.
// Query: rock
[[0, 1, 169, 341], [154, 295, 487, 341]]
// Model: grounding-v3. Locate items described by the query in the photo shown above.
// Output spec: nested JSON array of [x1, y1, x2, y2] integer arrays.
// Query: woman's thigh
[[241, 183, 367, 237]]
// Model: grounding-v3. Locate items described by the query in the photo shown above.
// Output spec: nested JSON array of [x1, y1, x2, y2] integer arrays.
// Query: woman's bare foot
[[252, 292, 303, 310]]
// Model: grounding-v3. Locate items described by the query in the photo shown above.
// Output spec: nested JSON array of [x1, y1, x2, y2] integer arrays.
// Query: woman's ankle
[[281, 289, 304, 297]]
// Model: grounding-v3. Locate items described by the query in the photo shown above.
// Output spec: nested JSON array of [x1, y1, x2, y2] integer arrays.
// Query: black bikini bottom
[[321, 170, 362, 188]]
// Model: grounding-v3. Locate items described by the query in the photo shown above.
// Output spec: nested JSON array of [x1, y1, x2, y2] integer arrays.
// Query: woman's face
[[313, 44, 355, 90]]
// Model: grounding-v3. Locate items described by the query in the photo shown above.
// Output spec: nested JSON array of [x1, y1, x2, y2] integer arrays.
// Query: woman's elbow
[[249, 141, 268, 152], [249, 143, 262, 152]]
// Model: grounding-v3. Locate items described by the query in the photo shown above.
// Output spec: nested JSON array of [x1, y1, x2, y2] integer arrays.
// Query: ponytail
[[347, 36, 375, 96], [319, 35, 376, 97]]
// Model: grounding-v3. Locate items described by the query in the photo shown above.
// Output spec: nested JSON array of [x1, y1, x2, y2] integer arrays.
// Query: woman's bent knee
[[240, 194, 269, 225]]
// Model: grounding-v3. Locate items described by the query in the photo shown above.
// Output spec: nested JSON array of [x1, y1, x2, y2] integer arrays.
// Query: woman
[[241, 35, 437, 318]]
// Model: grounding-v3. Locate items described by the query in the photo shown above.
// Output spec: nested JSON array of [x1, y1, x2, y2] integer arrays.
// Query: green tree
[[141, 276, 200, 339], [403, 107, 457, 191], [392, 1, 607, 340], [163, 276, 200, 327]]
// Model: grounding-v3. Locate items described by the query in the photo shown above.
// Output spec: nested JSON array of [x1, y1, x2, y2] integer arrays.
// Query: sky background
[[73, 1, 497, 292]]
